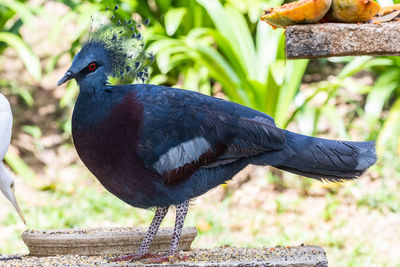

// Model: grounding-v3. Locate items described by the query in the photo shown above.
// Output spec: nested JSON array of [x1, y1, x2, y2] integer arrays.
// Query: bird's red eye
[[88, 62, 97, 71]]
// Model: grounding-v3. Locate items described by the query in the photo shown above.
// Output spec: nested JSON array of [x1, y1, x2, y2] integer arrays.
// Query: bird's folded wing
[[201, 116, 286, 168], [141, 113, 286, 185], [234, 116, 286, 150], [136, 86, 286, 185]]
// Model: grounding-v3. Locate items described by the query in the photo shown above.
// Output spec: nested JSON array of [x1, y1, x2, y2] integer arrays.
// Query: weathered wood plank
[[285, 22, 400, 59]]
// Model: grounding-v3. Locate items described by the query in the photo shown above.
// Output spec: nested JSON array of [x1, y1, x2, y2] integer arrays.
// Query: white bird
[[0, 93, 25, 225]]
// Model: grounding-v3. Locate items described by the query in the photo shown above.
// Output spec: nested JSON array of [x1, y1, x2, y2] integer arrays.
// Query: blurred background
[[0, 0, 399, 266]]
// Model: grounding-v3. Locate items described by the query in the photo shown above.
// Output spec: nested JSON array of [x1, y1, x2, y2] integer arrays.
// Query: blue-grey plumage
[[57, 13, 377, 262]]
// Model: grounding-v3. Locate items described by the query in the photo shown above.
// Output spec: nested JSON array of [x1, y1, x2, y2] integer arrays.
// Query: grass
[[1, 154, 399, 266]]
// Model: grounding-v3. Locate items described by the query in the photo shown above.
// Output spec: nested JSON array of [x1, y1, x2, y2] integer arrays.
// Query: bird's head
[[57, 43, 112, 89], [0, 165, 26, 225], [57, 9, 153, 90]]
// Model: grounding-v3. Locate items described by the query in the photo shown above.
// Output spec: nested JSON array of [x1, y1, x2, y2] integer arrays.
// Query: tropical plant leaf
[[377, 97, 400, 155], [365, 69, 400, 125], [322, 105, 348, 139], [165, 8, 187, 36], [275, 59, 308, 126], [4, 149, 36, 183], [0, 32, 41, 81]]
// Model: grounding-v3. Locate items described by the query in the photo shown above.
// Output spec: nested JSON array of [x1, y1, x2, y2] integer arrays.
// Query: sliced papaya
[[261, 0, 332, 28], [327, 0, 380, 22], [379, 4, 400, 16]]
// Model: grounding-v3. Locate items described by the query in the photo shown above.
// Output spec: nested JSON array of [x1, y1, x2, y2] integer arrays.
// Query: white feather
[[0, 93, 12, 159], [153, 137, 211, 174]]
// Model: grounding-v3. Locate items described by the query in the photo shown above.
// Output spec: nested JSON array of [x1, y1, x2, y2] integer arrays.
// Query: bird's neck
[[72, 84, 135, 130], [72, 86, 112, 130], [76, 73, 108, 94], [0, 163, 11, 199]]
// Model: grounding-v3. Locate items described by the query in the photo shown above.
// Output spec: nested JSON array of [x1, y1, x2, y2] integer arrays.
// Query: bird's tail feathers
[[267, 130, 377, 181]]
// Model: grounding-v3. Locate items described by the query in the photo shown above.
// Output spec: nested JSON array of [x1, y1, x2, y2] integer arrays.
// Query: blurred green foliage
[[0, 0, 42, 180], [0, 1, 41, 81]]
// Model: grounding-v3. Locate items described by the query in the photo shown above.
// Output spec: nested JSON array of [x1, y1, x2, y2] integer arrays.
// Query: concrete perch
[[285, 22, 400, 59], [1, 245, 328, 266]]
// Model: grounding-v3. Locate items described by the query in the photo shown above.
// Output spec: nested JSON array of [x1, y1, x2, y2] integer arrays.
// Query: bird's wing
[[135, 85, 286, 185], [0, 94, 12, 159]]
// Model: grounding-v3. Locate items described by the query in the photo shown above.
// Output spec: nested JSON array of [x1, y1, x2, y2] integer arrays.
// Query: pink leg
[[146, 201, 189, 263], [110, 206, 169, 262]]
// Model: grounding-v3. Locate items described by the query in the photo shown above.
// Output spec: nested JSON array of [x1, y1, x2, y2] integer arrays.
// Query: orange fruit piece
[[261, 0, 332, 28], [327, 0, 380, 22]]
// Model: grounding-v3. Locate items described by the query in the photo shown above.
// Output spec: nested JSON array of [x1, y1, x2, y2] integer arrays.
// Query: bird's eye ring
[[88, 62, 97, 71]]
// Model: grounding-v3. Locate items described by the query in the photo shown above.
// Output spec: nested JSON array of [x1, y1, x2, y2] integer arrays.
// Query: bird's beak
[[5, 188, 26, 225], [57, 71, 74, 86], [10, 192, 26, 225]]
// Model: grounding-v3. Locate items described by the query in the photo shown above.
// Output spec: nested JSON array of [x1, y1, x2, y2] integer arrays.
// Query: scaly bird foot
[[108, 253, 157, 262], [145, 253, 189, 264]]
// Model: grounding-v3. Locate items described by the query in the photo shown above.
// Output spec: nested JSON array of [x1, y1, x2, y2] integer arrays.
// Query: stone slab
[[1, 246, 328, 267], [21, 226, 197, 256], [285, 22, 400, 59]]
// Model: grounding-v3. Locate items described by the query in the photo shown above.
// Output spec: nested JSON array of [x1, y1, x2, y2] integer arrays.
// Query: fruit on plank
[[261, 0, 332, 28], [327, 0, 380, 22]]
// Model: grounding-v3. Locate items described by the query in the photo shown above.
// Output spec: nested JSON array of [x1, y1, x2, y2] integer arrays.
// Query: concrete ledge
[[1, 245, 327, 266], [21, 227, 197, 256], [285, 22, 400, 59]]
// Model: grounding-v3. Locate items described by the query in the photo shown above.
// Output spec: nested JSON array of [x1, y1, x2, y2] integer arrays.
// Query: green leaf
[[377, 97, 400, 155], [22, 125, 42, 139], [338, 56, 392, 79], [196, 0, 257, 79], [0, 32, 41, 81], [255, 21, 284, 83], [0, 1, 36, 30], [149, 38, 190, 73], [296, 105, 316, 135], [189, 43, 246, 104], [322, 105, 348, 139], [150, 74, 168, 85], [365, 69, 400, 124], [338, 56, 371, 79], [275, 59, 308, 126], [9, 84, 34, 107], [165, 8, 187, 36], [4, 150, 36, 183]]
